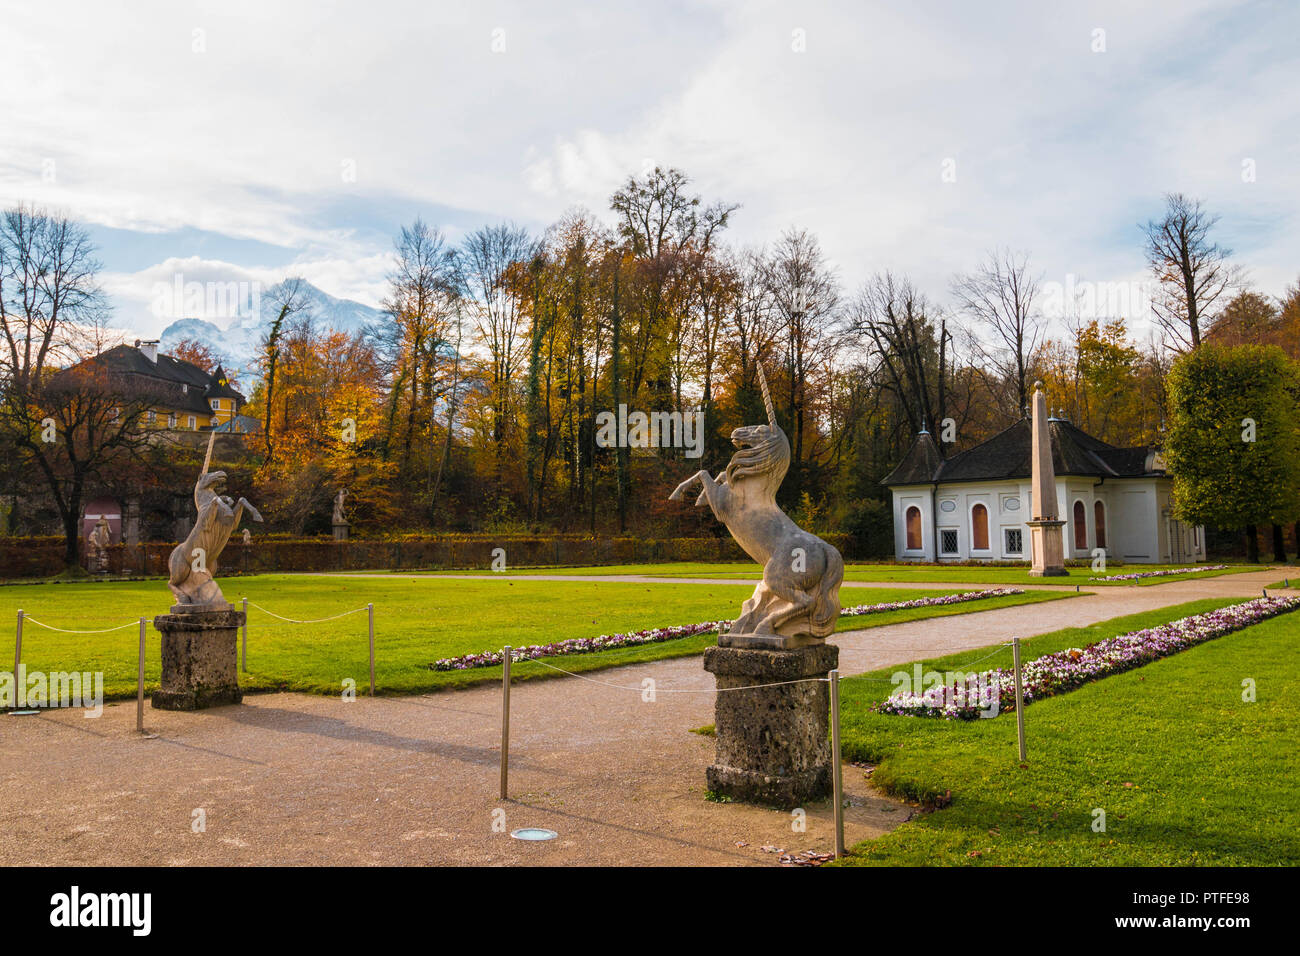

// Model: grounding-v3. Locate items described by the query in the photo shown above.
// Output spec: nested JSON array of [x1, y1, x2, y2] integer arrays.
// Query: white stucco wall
[[890, 475, 1203, 564]]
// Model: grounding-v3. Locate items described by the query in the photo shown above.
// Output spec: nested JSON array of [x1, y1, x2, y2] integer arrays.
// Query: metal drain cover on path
[[510, 828, 558, 842]]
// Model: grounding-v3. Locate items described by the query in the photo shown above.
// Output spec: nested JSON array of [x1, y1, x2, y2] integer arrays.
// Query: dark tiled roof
[[884, 418, 1162, 485], [205, 365, 241, 401], [83, 345, 244, 413], [881, 430, 944, 484]]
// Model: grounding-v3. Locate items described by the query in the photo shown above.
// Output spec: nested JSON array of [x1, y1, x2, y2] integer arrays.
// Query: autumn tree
[[171, 337, 219, 373]]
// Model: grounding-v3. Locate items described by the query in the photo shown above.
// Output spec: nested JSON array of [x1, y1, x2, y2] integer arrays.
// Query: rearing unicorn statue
[[669, 366, 843, 649]]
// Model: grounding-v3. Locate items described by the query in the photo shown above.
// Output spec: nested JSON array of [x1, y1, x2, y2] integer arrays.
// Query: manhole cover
[[510, 827, 558, 842]]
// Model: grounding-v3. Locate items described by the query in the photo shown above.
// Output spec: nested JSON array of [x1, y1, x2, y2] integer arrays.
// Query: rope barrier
[[245, 602, 369, 624], [22, 617, 140, 634], [526, 657, 830, 694]]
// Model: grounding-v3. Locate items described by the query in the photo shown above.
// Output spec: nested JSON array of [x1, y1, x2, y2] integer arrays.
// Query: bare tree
[[951, 248, 1043, 419], [0, 206, 160, 565], [0, 205, 107, 389], [1143, 193, 1240, 351], [381, 220, 456, 471], [849, 272, 953, 442], [762, 228, 842, 473], [461, 222, 535, 458]]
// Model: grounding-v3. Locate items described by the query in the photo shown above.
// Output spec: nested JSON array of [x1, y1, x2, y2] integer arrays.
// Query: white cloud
[[2, 0, 1296, 345]]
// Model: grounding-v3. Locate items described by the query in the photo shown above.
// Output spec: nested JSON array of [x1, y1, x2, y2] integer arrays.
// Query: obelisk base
[[1027, 518, 1069, 577], [702, 642, 837, 809], [152, 609, 244, 710]]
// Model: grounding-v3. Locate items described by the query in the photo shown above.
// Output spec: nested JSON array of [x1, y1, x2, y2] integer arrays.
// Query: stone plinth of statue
[[333, 522, 349, 542], [1027, 381, 1067, 577], [702, 642, 838, 808], [152, 608, 244, 710]]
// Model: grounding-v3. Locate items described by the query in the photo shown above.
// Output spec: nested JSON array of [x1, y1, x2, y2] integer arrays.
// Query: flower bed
[[1089, 564, 1227, 582], [875, 595, 1300, 720], [430, 587, 1024, 671]]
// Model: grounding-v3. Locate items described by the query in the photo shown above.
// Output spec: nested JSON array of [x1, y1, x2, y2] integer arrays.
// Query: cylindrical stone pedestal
[[702, 642, 838, 809], [333, 522, 349, 541], [152, 609, 244, 710]]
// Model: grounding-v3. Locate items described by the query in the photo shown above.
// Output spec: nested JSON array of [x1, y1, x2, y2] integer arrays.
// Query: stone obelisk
[[1027, 381, 1067, 576]]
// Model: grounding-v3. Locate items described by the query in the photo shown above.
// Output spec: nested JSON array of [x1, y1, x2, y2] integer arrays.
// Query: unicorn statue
[[669, 366, 843, 649], [167, 431, 263, 610]]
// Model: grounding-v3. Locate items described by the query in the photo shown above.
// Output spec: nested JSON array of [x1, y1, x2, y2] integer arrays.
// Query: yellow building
[[95, 340, 246, 431]]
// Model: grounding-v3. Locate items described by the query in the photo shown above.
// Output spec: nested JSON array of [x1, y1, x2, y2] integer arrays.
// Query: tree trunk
[[1245, 524, 1260, 564], [1272, 523, 1287, 564], [63, 509, 80, 568]]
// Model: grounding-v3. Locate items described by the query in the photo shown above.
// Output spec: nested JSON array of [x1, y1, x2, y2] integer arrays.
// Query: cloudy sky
[[2, 0, 1297, 341]]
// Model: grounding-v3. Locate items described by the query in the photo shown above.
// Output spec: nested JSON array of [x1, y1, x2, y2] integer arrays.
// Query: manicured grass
[[416, 561, 1265, 587], [0, 574, 1056, 700], [831, 598, 1300, 866]]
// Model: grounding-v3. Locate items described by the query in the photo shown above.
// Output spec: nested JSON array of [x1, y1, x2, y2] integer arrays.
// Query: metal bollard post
[[1012, 637, 1027, 763], [13, 608, 22, 680], [241, 597, 248, 673], [830, 669, 845, 859], [500, 646, 512, 800], [136, 618, 146, 733], [13, 610, 23, 709], [367, 603, 375, 696]]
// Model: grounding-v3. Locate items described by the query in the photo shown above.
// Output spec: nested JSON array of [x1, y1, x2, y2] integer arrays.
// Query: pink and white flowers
[[1089, 564, 1228, 582], [875, 595, 1300, 719], [431, 587, 1024, 671]]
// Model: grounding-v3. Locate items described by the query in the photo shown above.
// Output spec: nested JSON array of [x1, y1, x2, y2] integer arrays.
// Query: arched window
[[905, 507, 922, 551], [1094, 500, 1107, 549], [971, 504, 989, 551], [1073, 500, 1087, 550]]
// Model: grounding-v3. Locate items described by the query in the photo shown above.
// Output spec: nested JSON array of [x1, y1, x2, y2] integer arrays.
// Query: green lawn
[[1, 574, 1063, 699], [416, 560, 1265, 587], [832, 598, 1300, 866]]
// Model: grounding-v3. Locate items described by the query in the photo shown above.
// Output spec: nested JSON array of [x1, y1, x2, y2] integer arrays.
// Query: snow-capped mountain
[[159, 280, 386, 382]]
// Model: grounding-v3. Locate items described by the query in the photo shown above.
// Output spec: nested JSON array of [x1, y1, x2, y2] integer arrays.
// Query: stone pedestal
[[333, 522, 349, 541], [702, 642, 838, 809], [152, 609, 244, 710], [1028, 518, 1068, 577]]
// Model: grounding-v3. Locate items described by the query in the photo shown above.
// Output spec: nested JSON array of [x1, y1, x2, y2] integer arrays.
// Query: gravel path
[[0, 569, 1283, 867]]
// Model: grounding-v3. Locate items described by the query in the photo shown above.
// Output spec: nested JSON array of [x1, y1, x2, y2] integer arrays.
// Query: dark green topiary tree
[[1166, 343, 1300, 563]]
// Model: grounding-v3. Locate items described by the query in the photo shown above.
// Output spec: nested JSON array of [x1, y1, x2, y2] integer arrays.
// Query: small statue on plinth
[[669, 366, 844, 807], [154, 432, 262, 711], [332, 488, 349, 541], [86, 516, 111, 574]]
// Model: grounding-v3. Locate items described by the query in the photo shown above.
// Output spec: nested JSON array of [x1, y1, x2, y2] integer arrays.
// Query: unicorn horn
[[757, 365, 777, 429], [200, 428, 216, 476]]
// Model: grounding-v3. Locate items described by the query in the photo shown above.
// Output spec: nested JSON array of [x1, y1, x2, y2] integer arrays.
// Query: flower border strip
[[874, 595, 1300, 720], [430, 587, 1025, 671], [1089, 564, 1227, 582]]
